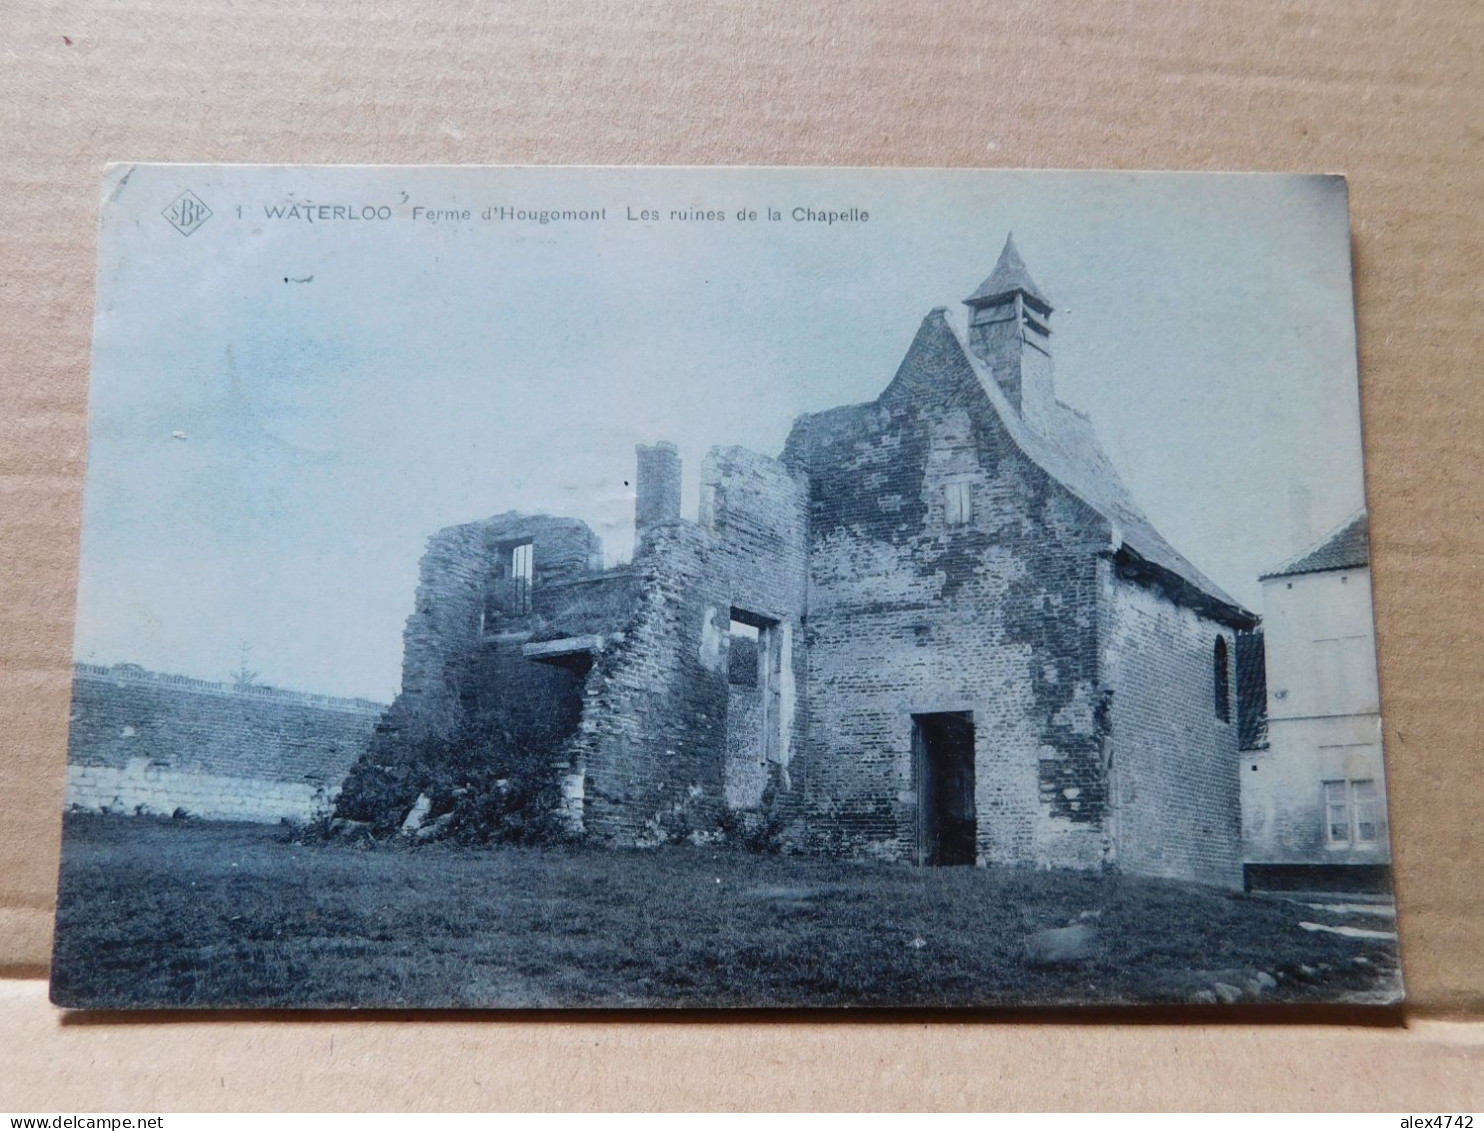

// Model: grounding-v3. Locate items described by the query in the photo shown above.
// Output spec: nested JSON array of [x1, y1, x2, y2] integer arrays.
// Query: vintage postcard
[[51, 166, 1400, 1009]]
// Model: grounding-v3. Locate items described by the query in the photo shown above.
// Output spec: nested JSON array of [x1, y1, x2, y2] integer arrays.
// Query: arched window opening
[[1214, 636, 1231, 723]]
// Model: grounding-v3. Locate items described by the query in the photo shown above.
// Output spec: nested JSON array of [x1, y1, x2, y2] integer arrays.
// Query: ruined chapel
[[368, 235, 1258, 887]]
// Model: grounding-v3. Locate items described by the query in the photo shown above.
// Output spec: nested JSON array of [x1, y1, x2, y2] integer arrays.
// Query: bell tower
[[963, 233, 1055, 423]]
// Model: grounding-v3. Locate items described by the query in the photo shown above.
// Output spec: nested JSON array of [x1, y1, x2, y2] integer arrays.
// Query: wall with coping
[[65, 665, 384, 823]]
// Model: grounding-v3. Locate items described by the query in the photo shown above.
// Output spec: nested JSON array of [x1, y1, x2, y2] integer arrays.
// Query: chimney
[[635, 441, 682, 545], [963, 233, 1055, 424]]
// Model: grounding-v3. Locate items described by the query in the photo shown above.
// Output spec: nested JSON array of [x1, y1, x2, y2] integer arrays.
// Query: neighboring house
[[65, 662, 385, 823], [365, 235, 1257, 886], [1241, 513, 1391, 891]]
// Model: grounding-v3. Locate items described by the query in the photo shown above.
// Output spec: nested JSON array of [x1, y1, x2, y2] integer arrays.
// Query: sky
[[75, 166, 1368, 701]]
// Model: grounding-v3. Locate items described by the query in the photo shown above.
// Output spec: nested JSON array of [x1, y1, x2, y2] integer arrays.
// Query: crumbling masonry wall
[[65, 664, 384, 822], [408, 444, 815, 845], [700, 446, 810, 821], [565, 521, 732, 843], [370, 512, 604, 763]]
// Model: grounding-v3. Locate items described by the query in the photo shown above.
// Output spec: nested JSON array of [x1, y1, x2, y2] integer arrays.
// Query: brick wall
[[635, 441, 682, 544], [566, 521, 732, 843], [784, 312, 1112, 867], [700, 446, 810, 822], [356, 314, 1245, 886], [1102, 563, 1244, 888], [65, 664, 384, 822], [725, 673, 768, 809], [373, 447, 812, 844], [373, 511, 605, 756]]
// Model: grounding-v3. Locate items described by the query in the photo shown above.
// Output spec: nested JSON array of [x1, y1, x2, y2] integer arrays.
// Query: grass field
[[50, 814, 1401, 1009]]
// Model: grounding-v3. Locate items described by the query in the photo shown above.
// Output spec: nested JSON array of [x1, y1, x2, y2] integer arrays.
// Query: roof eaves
[[1114, 545, 1260, 631], [937, 309, 1252, 620], [1259, 511, 1369, 580]]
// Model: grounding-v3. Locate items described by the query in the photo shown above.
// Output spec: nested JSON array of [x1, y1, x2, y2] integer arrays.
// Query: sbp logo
[[162, 190, 212, 236]]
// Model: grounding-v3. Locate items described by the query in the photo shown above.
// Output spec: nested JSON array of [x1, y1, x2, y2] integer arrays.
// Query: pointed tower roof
[[964, 233, 1052, 311]]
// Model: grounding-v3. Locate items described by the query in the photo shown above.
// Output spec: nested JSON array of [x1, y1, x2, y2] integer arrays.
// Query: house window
[[1213, 636, 1231, 723], [1324, 778, 1381, 846], [1353, 779, 1380, 843], [945, 481, 973, 526]]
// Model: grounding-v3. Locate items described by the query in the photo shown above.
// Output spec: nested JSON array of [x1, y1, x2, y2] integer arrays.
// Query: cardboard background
[[1, 0, 1480, 1110]]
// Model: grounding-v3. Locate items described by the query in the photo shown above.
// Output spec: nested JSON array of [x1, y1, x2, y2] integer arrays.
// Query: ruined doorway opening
[[725, 608, 780, 810], [913, 711, 977, 866]]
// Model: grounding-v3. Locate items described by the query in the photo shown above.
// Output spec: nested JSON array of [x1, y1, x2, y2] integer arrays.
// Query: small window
[[1214, 636, 1231, 723], [945, 481, 973, 526], [1324, 778, 1381, 846], [511, 541, 533, 614], [1324, 780, 1349, 844], [1352, 779, 1380, 843]]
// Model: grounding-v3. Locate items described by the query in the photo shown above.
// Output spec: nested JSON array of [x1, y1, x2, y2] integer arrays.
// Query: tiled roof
[[1261, 511, 1369, 579], [964, 233, 1053, 310]]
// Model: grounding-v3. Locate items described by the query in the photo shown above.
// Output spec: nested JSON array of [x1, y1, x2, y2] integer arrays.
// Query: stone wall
[[65, 664, 384, 822], [1102, 566, 1244, 888]]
